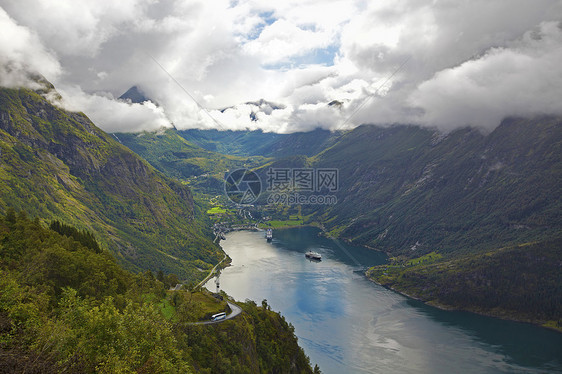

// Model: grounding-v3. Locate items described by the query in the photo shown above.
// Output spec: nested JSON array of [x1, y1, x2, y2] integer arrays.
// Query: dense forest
[[367, 240, 562, 330], [0, 211, 316, 373]]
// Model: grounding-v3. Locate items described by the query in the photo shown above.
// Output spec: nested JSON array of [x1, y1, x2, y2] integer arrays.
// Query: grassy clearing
[[406, 251, 442, 266], [207, 206, 227, 215], [188, 290, 229, 320], [159, 298, 176, 320], [542, 320, 562, 333], [260, 218, 304, 228]]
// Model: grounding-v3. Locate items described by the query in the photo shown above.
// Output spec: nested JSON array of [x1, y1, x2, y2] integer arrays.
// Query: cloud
[[1, 0, 146, 57], [334, 0, 562, 131], [409, 21, 562, 131], [0, 7, 60, 89], [243, 19, 335, 64], [54, 85, 171, 133], [1, 0, 562, 133]]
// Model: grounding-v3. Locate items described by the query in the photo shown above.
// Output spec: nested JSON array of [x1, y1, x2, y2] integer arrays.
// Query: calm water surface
[[205, 227, 562, 374]]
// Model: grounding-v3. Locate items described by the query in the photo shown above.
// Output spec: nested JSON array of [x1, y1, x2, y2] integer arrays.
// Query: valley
[[0, 80, 560, 373], [0, 84, 318, 373], [116, 116, 562, 332], [2, 2, 561, 372]]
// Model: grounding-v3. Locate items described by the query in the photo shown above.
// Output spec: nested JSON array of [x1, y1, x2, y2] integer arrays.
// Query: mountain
[[120, 116, 562, 259], [118, 85, 151, 104], [276, 118, 560, 326], [308, 118, 562, 256], [177, 128, 342, 158], [114, 128, 268, 193], [263, 128, 343, 158], [177, 128, 282, 156], [0, 85, 222, 280], [367, 239, 562, 328], [0, 212, 316, 373], [114, 127, 342, 196]]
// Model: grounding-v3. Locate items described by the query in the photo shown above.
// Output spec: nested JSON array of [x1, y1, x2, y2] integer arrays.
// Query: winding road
[[186, 254, 242, 324], [194, 254, 227, 290], [189, 301, 242, 325]]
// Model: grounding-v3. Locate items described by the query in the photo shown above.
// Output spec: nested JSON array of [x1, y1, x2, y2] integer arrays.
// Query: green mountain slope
[[0, 86, 222, 279], [178, 128, 281, 156], [310, 118, 562, 256], [177, 128, 342, 158], [114, 129, 268, 193], [367, 239, 562, 329], [0, 212, 315, 373], [264, 128, 343, 158]]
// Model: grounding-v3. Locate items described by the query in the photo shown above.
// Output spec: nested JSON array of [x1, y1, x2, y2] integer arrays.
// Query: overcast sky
[[1, 0, 562, 133]]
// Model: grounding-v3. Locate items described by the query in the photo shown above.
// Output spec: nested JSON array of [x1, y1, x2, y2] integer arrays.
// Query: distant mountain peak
[[328, 100, 343, 109], [118, 85, 150, 104], [219, 98, 286, 115], [245, 99, 286, 110]]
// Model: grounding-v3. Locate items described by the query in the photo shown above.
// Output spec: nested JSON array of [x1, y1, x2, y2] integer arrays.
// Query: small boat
[[305, 251, 321, 261], [266, 228, 273, 241]]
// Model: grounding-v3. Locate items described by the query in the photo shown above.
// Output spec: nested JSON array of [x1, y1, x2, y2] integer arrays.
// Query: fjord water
[[208, 227, 562, 374]]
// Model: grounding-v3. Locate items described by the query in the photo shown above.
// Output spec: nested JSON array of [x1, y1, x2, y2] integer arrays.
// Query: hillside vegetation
[[0, 86, 221, 280], [0, 212, 316, 373], [310, 119, 562, 256], [176, 128, 341, 158], [115, 129, 267, 193], [367, 239, 562, 330]]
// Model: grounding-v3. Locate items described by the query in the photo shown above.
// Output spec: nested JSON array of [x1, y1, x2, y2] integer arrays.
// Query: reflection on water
[[406, 299, 562, 371], [206, 227, 562, 374]]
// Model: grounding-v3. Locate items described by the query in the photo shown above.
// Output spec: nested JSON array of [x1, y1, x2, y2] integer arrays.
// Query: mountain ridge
[[0, 85, 222, 279], [118, 85, 151, 104], [308, 117, 562, 256]]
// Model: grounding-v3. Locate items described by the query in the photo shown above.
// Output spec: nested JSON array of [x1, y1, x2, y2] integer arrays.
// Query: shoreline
[[316, 225, 561, 335], [316, 224, 392, 256], [216, 225, 561, 334], [259, 222, 319, 230], [365, 275, 562, 334]]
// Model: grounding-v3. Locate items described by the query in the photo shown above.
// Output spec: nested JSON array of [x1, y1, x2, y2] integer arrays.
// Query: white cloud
[[243, 19, 335, 64], [55, 85, 171, 133], [1, 0, 146, 56], [336, 0, 562, 131], [1, 0, 562, 133], [409, 21, 562, 131], [0, 7, 60, 89]]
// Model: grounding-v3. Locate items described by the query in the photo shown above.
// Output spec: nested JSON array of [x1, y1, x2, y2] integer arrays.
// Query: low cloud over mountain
[[1, 0, 561, 133]]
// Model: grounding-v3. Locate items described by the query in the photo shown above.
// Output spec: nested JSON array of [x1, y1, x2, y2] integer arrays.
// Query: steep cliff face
[[310, 118, 562, 256], [0, 86, 221, 279]]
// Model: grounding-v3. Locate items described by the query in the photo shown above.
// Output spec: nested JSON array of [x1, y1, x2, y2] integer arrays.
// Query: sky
[[1, 0, 562, 133]]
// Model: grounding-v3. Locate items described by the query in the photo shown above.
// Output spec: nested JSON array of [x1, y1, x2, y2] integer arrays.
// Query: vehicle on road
[[211, 312, 226, 321]]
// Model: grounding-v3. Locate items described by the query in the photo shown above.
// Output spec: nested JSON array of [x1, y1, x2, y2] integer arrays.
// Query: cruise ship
[[266, 228, 273, 241], [305, 251, 321, 261]]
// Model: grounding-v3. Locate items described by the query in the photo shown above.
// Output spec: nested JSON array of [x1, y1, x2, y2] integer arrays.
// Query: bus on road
[[211, 312, 226, 321]]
